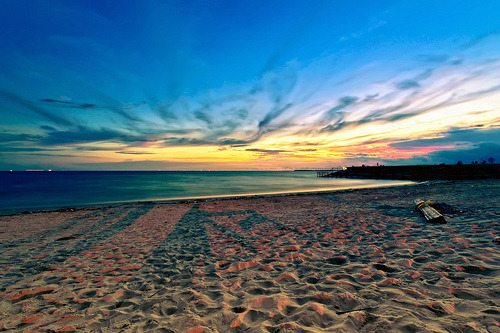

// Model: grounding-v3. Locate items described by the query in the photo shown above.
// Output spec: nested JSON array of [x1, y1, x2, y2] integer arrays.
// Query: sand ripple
[[0, 180, 499, 332]]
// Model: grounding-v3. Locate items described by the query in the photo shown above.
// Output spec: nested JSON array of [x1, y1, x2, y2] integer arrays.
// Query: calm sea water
[[0, 171, 414, 212]]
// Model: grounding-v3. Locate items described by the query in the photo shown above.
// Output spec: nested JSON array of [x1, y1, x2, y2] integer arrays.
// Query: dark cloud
[[0, 90, 74, 126], [344, 153, 370, 158], [258, 103, 293, 129], [292, 142, 322, 147], [162, 137, 213, 146], [116, 151, 154, 155], [41, 92, 150, 127], [416, 54, 461, 66], [320, 122, 348, 133], [245, 148, 290, 155], [40, 98, 96, 109], [154, 104, 178, 121], [396, 69, 433, 90], [396, 80, 420, 90], [363, 94, 379, 101], [9, 152, 77, 157], [320, 101, 434, 134], [40, 126, 148, 146], [40, 125, 57, 131], [0, 132, 41, 142], [217, 138, 253, 146], [416, 54, 450, 63], [79, 90, 143, 123], [0, 146, 59, 153], [449, 58, 463, 65], [323, 96, 358, 120], [193, 110, 212, 124], [74, 146, 123, 152], [460, 32, 500, 50]]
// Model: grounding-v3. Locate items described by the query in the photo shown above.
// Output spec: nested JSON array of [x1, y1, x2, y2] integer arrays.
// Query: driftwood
[[414, 199, 446, 224]]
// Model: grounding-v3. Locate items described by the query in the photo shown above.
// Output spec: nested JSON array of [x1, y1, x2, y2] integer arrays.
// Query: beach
[[0, 180, 499, 332]]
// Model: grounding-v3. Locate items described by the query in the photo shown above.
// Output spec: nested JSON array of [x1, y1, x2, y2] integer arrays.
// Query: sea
[[0, 171, 415, 212]]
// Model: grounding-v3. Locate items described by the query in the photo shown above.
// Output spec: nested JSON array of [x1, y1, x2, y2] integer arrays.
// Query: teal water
[[0, 171, 414, 212]]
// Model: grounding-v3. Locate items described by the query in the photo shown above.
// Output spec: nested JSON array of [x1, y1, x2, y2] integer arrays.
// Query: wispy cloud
[[0, 132, 41, 142], [40, 125, 148, 146], [116, 151, 154, 155], [40, 98, 97, 109], [245, 148, 290, 155], [0, 90, 75, 127], [2, 6, 499, 170]]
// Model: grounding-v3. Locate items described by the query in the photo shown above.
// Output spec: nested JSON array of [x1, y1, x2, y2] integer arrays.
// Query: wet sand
[[0, 180, 499, 332]]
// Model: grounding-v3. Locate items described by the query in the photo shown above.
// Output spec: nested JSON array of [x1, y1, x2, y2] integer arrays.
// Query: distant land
[[316, 163, 500, 180]]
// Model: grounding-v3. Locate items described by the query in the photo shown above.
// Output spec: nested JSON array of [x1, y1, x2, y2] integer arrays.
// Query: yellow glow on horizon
[[62, 90, 499, 169], [240, 93, 499, 163]]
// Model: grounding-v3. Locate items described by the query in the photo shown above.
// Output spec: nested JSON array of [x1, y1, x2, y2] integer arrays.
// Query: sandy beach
[[0, 180, 499, 332]]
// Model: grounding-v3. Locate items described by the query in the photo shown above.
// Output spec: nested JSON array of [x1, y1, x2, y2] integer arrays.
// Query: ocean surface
[[0, 171, 414, 212]]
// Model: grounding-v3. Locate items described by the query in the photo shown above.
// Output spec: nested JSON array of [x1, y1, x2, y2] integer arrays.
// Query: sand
[[0, 180, 499, 332]]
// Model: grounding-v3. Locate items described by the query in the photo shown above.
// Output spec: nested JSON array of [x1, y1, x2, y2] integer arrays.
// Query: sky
[[0, 0, 499, 171]]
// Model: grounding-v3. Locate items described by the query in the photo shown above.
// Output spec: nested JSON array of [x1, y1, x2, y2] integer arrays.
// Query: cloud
[[116, 151, 154, 155], [0, 146, 59, 153], [245, 148, 290, 155], [0, 90, 74, 126], [323, 96, 359, 120], [3, 22, 499, 171], [255, 68, 298, 131], [460, 32, 500, 50], [396, 80, 420, 90], [40, 125, 149, 146], [258, 103, 293, 129], [41, 93, 147, 124], [40, 98, 96, 109], [193, 110, 213, 124], [40, 125, 57, 131], [162, 137, 213, 146], [7, 152, 77, 157], [395, 69, 433, 90], [0, 132, 41, 142], [217, 138, 253, 146], [417, 54, 450, 63]]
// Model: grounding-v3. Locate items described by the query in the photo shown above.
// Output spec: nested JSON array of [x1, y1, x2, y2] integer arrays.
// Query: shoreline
[[0, 180, 417, 216], [321, 163, 500, 180], [0, 179, 498, 332]]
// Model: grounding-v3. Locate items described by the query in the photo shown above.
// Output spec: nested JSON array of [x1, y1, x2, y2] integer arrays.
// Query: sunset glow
[[1, 1, 499, 170]]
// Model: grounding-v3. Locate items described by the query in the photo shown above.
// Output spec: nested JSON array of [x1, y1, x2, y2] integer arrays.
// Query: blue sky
[[0, 0, 499, 170]]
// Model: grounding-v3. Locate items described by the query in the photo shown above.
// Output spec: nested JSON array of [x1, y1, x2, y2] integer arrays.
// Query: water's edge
[[0, 180, 418, 216]]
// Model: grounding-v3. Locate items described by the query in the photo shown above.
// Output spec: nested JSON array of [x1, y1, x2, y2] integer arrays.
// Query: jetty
[[317, 163, 500, 180]]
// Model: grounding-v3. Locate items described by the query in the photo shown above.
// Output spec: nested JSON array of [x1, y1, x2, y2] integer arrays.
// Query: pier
[[316, 168, 343, 177]]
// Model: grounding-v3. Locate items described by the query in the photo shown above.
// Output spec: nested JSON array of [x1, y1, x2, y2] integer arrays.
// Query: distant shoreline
[[319, 163, 500, 180]]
